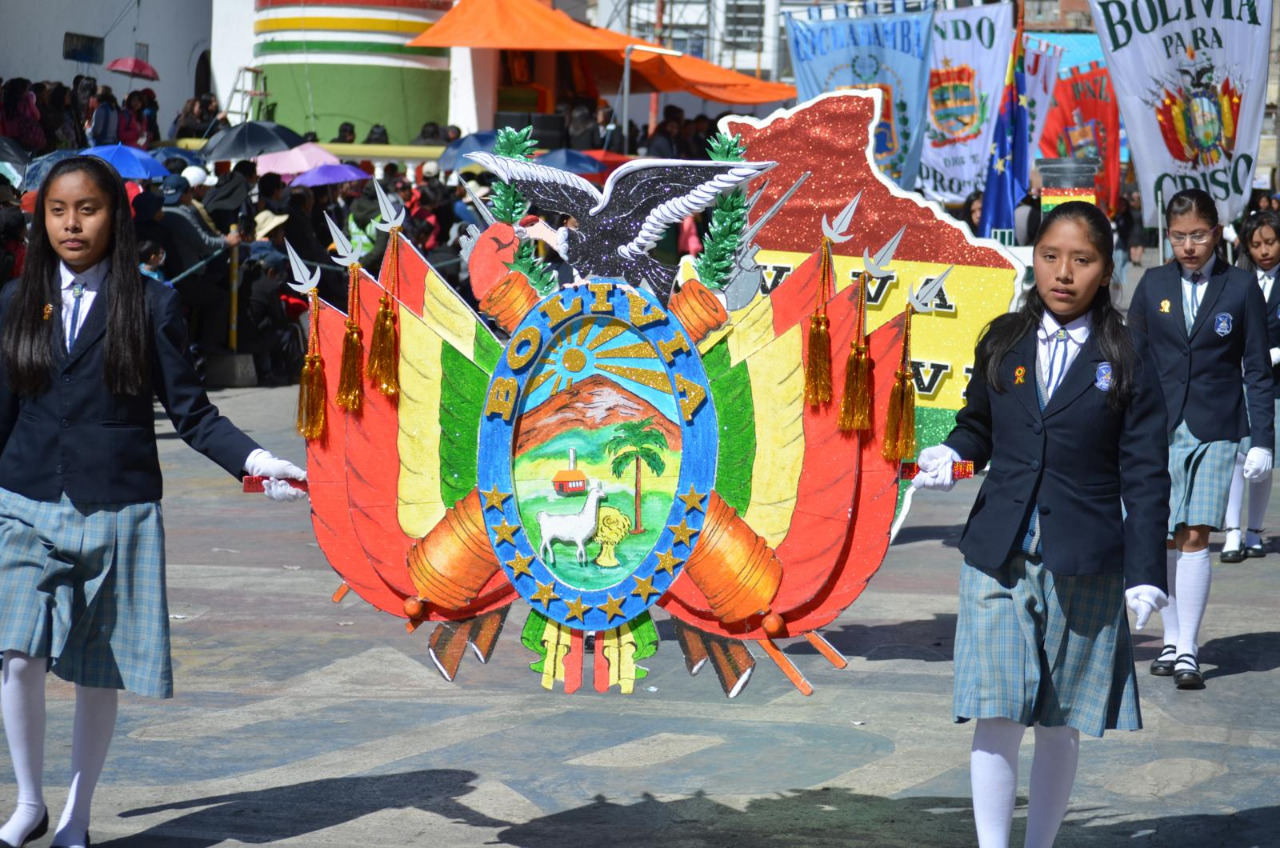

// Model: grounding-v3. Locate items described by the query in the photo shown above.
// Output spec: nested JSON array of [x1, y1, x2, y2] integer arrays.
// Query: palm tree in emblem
[[606, 417, 668, 535]]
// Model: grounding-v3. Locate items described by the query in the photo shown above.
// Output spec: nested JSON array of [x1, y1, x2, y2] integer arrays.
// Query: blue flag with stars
[[978, 16, 1029, 239]]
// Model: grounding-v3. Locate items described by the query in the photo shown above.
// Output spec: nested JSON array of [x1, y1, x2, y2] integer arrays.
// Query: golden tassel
[[882, 305, 917, 461], [367, 230, 401, 400], [838, 271, 873, 433], [804, 237, 835, 405], [297, 291, 326, 441], [336, 264, 364, 412]]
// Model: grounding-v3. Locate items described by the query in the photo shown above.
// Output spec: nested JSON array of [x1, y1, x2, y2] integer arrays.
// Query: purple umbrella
[[291, 163, 371, 187]]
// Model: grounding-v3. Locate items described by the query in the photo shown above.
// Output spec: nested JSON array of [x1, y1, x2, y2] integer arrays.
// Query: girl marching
[[1219, 209, 1280, 562], [1126, 188, 1274, 690], [0, 156, 306, 848], [914, 201, 1170, 848]]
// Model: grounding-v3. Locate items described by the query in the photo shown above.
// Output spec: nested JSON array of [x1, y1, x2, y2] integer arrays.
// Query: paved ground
[[7, 273, 1280, 846]]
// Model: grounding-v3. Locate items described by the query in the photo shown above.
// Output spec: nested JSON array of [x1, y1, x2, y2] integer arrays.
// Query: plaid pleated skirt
[[1167, 420, 1239, 535], [953, 554, 1140, 738], [0, 488, 172, 699]]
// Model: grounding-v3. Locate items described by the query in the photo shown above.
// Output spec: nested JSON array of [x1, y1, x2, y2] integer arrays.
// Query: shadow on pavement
[[103, 769, 507, 846], [1199, 631, 1280, 682], [491, 788, 1280, 848], [788, 614, 957, 663], [890, 523, 965, 548]]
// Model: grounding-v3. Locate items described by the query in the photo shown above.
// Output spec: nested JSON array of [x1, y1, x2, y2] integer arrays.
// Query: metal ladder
[[225, 66, 268, 126]]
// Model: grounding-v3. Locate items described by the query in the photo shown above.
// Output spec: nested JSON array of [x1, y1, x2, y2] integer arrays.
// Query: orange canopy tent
[[408, 0, 795, 105]]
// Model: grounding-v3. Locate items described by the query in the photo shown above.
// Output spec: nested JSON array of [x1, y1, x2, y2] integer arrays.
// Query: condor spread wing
[[466, 152, 603, 221], [595, 160, 774, 261]]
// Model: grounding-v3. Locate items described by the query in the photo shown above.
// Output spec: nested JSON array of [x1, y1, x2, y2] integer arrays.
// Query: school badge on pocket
[[1094, 362, 1113, 392], [1159, 299, 1171, 313], [1214, 312, 1233, 337]]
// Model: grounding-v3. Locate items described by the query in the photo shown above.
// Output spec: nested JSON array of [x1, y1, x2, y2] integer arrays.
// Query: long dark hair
[[975, 201, 1135, 411], [1239, 210, 1280, 272], [3, 156, 149, 396]]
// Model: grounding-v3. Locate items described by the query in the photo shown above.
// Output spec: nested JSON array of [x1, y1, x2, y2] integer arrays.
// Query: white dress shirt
[[59, 259, 109, 350], [1037, 311, 1091, 400]]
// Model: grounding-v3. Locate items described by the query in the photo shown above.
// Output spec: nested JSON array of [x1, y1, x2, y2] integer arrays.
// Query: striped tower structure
[[254, 0, 452, 144]]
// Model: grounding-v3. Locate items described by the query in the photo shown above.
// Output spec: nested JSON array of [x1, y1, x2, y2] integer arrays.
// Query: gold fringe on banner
[[804, 237, 834, 405], [367, 231, 401, 400], [336, 264, 364, 412], [838, 270, 872, 432], [297, 290, 326, 441], [882, 305, 916, 461]]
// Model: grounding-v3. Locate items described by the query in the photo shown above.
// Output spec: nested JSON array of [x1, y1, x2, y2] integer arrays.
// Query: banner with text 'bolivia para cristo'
[[918, 3, 1016, 205], [1088, 0, 1272, 227], [785, 6, 935, 190]]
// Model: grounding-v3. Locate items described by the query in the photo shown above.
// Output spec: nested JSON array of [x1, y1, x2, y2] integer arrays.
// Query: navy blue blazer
[[943, 326, 1170, 590], [0, 277, 260, 506], [1126, 260, 1275, 445]]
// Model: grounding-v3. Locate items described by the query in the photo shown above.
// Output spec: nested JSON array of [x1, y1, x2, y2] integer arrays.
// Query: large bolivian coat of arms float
[[286, 92, 1021, 698]]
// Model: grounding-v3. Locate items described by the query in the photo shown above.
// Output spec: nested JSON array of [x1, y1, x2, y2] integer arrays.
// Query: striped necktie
[[67, 283, 84, 350], [1044, 328, 1070, 398]]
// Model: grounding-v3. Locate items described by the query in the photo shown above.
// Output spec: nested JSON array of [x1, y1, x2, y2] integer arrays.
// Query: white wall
[[209, 0, 257, 120], [0, 0, 212, 134]]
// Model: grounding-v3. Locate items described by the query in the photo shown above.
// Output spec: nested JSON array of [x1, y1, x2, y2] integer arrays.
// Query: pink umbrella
[[255, 142, 338, 176], [106, 57, 159, 81]]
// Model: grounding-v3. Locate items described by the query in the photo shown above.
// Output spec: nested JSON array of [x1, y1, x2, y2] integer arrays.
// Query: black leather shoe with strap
[[1174, 654, 1205, 690], [0, 807, 49, 848], [1149, 644, 1177, 676]]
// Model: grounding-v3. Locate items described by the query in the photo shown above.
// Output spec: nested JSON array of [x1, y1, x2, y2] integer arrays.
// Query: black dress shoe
[[1149, 644, 1177, 676], [1245, 545, 1266, 558], [1220, 547, 1246, 563], [0, 807, 49, 848], [1174, 654, 1205, 690]]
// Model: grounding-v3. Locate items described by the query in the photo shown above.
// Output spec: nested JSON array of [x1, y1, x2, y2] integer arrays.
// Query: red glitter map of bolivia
[[726, 91, 1015, 271]]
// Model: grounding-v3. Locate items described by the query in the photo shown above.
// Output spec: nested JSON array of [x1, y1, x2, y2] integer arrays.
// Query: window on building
[[62, 32, 104, 65], [135, 42, 149, 63]]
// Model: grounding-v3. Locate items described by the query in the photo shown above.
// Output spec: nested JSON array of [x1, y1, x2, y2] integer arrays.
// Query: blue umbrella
[[20, 149, 79, 191], [536, 149, 605, 175], [82, 143, 169, 180], [438, 131, 498, 172], [291, 162, 372, 188], [149, 146, 206, 168]]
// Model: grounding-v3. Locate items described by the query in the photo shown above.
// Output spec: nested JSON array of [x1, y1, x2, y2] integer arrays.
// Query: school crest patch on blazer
[[1094, 362, 1113, 392], [1214, 312, 1233, 337]]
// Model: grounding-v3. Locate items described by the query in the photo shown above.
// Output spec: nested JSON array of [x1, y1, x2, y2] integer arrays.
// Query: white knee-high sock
[[0, 651, 47, 846], [1161, 549, 1180, 648], [53, 685, 118, 848], [1246, 479, 1271, 547], [971, 717, 1026, 848], [1174, 548, 1212, 661], [1023, 724, 1079, 848], [1224, 453, 1246, 537]]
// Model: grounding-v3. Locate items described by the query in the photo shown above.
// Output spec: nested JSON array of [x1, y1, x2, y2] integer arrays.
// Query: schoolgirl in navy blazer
[[942, 328, 1169, 590], [1126, 258, 1274, 448]]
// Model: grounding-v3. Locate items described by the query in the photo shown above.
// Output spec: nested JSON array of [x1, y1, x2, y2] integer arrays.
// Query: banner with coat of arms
[[1039, 61, 1122, 213], [1087, 0, 1272, 227], [784, 6, 935, 190], [917, 3, 1015, 205], [1021, 34, 1064, 154]]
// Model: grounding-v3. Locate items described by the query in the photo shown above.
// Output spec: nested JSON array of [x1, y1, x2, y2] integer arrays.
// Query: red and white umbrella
[[106, 57, 159, 81]]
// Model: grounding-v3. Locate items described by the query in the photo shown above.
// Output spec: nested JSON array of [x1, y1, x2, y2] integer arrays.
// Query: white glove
[[912, 444, 962, 492], [1125, 584, 1168, 631], [244, 448, 308, 502], [1243, 447, 1273, 481], [262, 477, 309, 503], [1269, 347, 1280, 367]]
